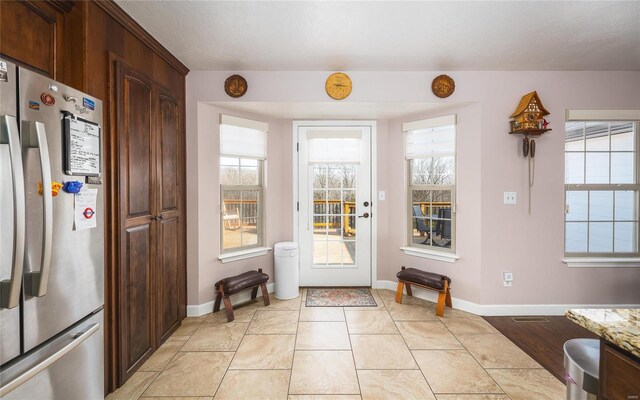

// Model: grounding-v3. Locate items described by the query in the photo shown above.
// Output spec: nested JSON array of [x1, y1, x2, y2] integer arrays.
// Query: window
[[564, 118, 639, 257], [404, 115, 456, 253], [220, 115, 267, 253]]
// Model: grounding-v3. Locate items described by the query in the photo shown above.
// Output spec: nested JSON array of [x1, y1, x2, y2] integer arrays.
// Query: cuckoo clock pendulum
[[509, 91, 551, 214]]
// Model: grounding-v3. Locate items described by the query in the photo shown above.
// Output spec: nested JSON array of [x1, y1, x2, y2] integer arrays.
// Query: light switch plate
[[378, 191, 386, 201], [504, 192, 517, 205], [503, 272, 513, 281]]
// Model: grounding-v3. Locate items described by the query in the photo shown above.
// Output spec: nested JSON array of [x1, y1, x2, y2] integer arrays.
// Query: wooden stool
[[213, 269, 270, 322], [395, 266, 452, 317]]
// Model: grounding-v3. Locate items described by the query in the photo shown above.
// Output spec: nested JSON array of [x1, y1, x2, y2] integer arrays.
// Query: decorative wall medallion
[[325, 72, 352, 100], [431, 74, 455, 98], [224, 74, 248, 98]]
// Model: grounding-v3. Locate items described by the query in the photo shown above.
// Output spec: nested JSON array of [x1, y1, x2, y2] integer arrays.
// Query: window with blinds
[[564, 117, 639, 257], [219, 115, 268, 252], [404, 115, 456, 252]]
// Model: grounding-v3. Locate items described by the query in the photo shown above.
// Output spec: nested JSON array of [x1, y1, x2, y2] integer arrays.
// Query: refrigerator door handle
[[24, 121, 53, 297], [0, 323, 99, 397], [0, 115, 26, 309]]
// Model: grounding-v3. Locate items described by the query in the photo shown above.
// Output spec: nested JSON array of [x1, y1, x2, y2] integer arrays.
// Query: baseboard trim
[[187, 283, 275, 317], [372, 280, 636, 316]]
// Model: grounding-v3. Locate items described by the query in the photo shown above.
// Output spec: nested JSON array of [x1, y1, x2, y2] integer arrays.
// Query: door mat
[[305, 288, 377, 307]]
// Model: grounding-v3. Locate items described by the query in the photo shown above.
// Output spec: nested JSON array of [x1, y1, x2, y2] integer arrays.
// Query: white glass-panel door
[[298, 125, 372, 286]]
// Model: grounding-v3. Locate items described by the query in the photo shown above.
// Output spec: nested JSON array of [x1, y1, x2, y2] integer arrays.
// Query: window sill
[[400, 247, 459, 263], [219, 247, 272, 263], [563, 257, 640, 268]]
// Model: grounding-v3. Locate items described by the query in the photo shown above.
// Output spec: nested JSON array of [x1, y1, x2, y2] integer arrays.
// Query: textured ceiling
[[115, 1, 640, 71]]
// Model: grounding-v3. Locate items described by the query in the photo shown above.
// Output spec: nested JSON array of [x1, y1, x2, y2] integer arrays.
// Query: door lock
[[358, 212, 370, 219], [363, 201, 370, 207]]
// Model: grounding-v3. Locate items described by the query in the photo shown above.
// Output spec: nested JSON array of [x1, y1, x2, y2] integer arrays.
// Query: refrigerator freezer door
[[19, 68, 105, 352], [0, 59, 24, 366], [0, 309, 104, 399]]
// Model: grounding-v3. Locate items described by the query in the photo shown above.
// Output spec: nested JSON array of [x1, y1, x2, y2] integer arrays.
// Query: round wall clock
[[224, 74, 248, 98], [325, 72, 352, 100], [431, 75, 455, 98]]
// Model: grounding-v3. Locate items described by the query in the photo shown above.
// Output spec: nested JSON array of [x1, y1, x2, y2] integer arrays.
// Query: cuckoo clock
[[509, 91, 551, 214], [509, 91, 551, 136]]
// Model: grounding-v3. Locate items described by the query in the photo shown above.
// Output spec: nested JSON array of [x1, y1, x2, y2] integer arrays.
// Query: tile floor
[[106, 289, 566, 400]]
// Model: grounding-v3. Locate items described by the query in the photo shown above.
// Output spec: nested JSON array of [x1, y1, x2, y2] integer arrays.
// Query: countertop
[[566, 308, 640, 358]]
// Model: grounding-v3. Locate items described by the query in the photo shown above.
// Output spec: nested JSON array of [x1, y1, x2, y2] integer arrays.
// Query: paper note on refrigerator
[[74, 188, 98, 230]]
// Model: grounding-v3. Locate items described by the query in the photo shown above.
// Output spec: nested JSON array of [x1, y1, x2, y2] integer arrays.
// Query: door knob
[[358, 212, 370, 218]]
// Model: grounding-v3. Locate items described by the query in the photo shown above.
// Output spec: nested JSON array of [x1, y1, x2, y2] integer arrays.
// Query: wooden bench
[[395, 266, 452, 317], [213, 269, 270, 322]]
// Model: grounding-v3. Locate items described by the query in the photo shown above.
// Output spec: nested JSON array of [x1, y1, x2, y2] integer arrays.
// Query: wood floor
[[483, 315, 599, 383]]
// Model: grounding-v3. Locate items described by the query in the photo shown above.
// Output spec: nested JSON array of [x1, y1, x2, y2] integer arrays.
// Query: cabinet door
[[155, 88, 183, 345], [116, 61, 157, 382], [0, 1, 58, 77]]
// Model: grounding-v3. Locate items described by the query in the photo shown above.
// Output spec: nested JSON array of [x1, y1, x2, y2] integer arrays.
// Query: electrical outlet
[[504, 281, 513, 287], [378, 191, 386, 201], [504, 192, 517, 205]]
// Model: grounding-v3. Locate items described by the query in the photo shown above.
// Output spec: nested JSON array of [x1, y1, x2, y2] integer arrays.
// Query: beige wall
[[186, 70, 640, 309]]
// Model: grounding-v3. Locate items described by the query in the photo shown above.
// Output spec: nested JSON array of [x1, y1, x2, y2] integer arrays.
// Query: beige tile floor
[[107, 289, 566, 400]]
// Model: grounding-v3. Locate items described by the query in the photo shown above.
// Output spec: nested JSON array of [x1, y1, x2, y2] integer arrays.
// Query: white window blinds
[[307, 130, 361, 164], [220, 114, 268, 159], [403, 114, 456, 159]]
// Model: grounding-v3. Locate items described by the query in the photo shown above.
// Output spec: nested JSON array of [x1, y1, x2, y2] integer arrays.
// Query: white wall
[[186, 70, 640, 311]]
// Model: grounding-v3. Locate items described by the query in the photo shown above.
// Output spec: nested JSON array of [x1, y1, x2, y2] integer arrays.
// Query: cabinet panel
[[0, 1, 56, 76], [116, 61, 157, 382], [600, 341, 640, 399], [158, 93, 179, 212], [122, 224, 154, 374], [157, 217, 180, 343], [121, 71, 154, 218]]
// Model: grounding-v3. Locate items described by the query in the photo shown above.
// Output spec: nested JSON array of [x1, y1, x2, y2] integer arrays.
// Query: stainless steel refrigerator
[[0, 58, 104, 399]]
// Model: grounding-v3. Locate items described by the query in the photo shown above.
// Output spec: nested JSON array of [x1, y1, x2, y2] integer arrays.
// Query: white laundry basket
[[274, 242, 299, 300]]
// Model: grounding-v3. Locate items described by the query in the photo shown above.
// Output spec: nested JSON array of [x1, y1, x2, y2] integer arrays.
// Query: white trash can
[[274, 242, 299, 300]]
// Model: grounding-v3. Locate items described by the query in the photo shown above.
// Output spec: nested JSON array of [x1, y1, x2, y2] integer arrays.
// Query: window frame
[[404, 117, 457, 255], [220, 157, 265, 253], [564, 120, 640, 258]]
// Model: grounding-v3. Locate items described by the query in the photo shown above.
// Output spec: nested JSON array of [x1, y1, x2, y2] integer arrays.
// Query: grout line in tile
[[344, 306, 362, 397]]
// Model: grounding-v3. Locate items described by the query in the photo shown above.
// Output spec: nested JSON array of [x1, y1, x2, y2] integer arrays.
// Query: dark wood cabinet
[[155, 88, 183, 345], [1, 0, 188, 394], [599, 341, 640, 400], [116, 63, 157, 378], [114, 61, 185, 381]]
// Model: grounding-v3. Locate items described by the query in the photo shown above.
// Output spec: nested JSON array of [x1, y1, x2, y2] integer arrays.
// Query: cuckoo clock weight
[[509, 91, 551, 214]]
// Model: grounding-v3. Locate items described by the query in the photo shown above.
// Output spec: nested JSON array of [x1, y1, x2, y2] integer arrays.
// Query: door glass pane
[[343, 241, 356, 265], [328, 165, 341, 188], [312, 162, 358, 265], [313, 165, 328, 188], [566, 222, 588, 252]]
